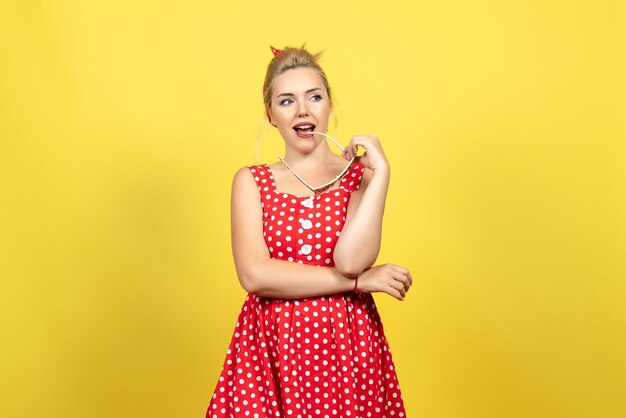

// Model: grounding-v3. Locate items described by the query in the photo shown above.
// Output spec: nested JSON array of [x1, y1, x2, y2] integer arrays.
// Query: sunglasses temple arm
[[309, 131, 344, 151]]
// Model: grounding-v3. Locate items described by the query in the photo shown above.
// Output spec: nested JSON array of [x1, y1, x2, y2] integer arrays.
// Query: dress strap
[[338, 162, 366, 193], [247, 165, 276, 199]]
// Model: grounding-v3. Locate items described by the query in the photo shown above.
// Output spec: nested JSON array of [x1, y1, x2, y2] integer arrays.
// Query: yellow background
[[1, 1, 624, 417]]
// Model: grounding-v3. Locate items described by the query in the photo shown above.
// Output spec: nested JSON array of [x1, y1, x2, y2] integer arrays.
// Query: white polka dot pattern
[[206, 163, 406, 418]]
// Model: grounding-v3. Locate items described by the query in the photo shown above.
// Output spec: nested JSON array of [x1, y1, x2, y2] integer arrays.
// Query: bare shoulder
[[233, 165, 253, 182], [231, 166, 260, 198]]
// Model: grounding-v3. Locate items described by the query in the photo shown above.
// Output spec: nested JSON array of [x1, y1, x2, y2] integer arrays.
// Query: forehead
[[272, 67, 326, 96]]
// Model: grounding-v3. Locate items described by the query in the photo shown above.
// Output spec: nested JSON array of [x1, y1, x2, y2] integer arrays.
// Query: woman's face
[[268, 67, 331, 152]]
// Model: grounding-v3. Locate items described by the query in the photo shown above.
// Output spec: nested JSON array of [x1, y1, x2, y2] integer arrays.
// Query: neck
[[282, 141, 337, 170]]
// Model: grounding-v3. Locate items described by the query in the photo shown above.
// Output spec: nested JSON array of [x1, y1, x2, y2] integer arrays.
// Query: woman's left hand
[[342, 135, 389, 172]]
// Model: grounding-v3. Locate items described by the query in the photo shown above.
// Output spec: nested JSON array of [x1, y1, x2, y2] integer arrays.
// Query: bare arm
[[231, 166, 355, 298], [230, 165, 411, 302], [333, 135, 391, 277]]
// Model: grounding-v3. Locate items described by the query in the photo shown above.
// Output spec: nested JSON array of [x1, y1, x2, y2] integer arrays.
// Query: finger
[[385, 285, 404, 301], [390, 264, 409, 275], [391, 271, 410, 291], [388, 279, 407, 297], [391, 286, 405, 301], [348, 137, 370, 150], [390, 264, 411, 285], [349, 136, 381, 150], [391, 265, 412, 286], [351, 135, 379, 143], [344, 140, 357, 159]]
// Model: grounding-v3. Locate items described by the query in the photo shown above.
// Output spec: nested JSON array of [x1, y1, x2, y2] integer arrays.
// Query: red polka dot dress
[[207, 163, 406, 418]]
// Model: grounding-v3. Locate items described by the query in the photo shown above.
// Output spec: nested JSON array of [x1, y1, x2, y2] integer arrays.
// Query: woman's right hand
[[356, 263, 412, 301]]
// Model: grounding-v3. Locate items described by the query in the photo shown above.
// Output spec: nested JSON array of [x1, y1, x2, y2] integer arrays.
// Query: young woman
[[206, 45, 412, 418]]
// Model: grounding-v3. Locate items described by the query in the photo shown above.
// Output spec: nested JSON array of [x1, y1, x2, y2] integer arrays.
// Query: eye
[[310, 94, 323, 101], [279, 98, 293, 106]]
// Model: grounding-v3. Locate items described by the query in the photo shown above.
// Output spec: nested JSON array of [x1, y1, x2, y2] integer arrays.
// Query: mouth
[[293, 123, 316, 137]]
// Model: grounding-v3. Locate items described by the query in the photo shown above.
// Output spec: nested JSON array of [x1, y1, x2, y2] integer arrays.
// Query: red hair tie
[[263, 46, 282, 95]]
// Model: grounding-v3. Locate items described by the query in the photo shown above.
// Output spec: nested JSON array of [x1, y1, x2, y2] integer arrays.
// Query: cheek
[[271, 106, 289, 120], [269, 108, 283, 125], [318, 108, 331, 123], [318, 102, 331, 117]]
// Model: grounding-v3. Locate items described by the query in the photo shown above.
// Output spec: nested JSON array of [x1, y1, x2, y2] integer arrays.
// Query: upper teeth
[[296, 125, 313, 129]]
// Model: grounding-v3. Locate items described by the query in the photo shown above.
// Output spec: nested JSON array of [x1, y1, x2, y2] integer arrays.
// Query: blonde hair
[[262, 43, 334, 116]]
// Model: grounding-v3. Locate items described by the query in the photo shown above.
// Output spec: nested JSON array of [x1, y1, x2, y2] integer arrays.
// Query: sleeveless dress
[[206, 163, 406, 418]]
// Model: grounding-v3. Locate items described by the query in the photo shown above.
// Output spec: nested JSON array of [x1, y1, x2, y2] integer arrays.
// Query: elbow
[[334, 249, 378, 277], [234, 256, 275, 296], [235, 267, 261, 294], [333, 243, 378, 278], [236, 266, 275, 296], [238, 274, 276, 297], [240, 278, 257, 294], [334, 258, 366, 278]]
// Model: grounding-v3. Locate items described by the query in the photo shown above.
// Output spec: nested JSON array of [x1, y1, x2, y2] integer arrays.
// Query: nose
[[296, 100, 309, 117]]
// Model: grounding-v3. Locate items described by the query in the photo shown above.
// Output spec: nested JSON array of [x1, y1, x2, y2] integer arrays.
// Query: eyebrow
[[276, 87, 322, 98]]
